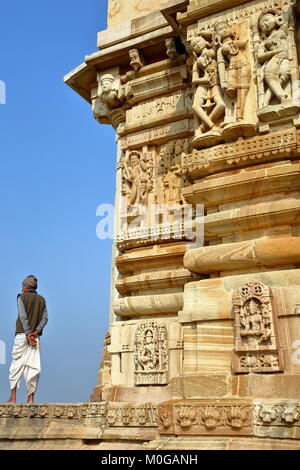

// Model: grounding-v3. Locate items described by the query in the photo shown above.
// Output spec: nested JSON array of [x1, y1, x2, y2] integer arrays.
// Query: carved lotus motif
[[99, 402, 108, 416], [158, 406, 172, 429], [67, 406, 77, 418], [54, 405, 64, 417], [202, 406, 222, 430], [227, 406, 250, 429], [37, 405, 48, 417], [137, 408, 150, 425], [107, 409, 118, 425], [258, 405, 278, 424], [176, 406, 197, 428], [281, 406, 300, 424], [121, 408, 133, 425]]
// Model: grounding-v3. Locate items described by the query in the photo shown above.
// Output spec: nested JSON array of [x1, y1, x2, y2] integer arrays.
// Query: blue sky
[[0, 0, 116, 402]]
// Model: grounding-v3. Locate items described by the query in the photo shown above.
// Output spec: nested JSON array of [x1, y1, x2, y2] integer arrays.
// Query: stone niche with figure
[[2, 0, 300, 451]]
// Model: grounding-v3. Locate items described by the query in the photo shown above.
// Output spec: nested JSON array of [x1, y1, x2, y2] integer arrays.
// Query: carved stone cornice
[[182, 128, 300, 179]]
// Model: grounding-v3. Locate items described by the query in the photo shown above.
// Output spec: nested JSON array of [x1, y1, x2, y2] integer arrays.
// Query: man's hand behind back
[[26, 333, 38, 346]]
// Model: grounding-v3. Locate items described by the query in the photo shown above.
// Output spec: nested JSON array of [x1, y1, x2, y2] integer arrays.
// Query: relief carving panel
[[134, 321, 168, 385], [232, 282, 283, 373]]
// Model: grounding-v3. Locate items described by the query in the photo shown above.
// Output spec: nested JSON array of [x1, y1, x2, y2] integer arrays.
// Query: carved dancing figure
[[122, 151, 149, 206], [214, 21, 255, 137], [137, 330, 158, 371], [191, 34, 225, 146], [256, 11, 291, 106]]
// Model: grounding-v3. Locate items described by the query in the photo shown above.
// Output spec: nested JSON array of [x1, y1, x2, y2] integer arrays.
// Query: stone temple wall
[[1, 0, 300, 450]]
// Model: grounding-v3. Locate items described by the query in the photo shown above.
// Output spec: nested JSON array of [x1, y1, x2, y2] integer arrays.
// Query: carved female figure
[[214, 21, 252, 132], [257, 11, 291, 107], [122, 151, 149, 206], [191, 34, 225, 146]]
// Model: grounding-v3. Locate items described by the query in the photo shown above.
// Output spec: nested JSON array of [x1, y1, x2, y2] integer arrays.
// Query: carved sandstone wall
[[1, 0, 300, 450], [66, 0, 300, 449]]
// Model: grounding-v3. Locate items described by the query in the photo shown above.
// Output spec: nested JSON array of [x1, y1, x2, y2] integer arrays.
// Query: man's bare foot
[[27, 393, 34, 404], [7, 386, 17, 403]]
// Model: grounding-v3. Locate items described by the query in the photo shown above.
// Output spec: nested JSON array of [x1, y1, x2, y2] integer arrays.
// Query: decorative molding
[[182, 127, 300, 178]]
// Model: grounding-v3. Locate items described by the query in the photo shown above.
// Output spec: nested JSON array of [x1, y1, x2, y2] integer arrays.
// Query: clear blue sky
[[0, 0, 116, 402]]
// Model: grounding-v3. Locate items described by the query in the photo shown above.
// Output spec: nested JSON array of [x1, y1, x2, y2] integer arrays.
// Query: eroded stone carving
[[214, 21, 256, 140], [232, 282, 283, 373], [191, 33, 225, 147], [134, 321, 168, 385], [166, 38, 179, 61], [129, 48, 145, 71], [121, 150, 153, 206], [92, 73, 125, 126], [176, 406, 197, 428], [162, 402, 253, 435], [252, 5, 300, 122]]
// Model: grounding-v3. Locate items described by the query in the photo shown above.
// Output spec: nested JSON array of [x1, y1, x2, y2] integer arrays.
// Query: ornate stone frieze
[[255, 402, 300, 426], [0, 402, 158, 428], [134, 321, 168, 385], [124, 90, 192, 132], [120, 118, 193, 149], [182, 127, 299, 178], [117, 138, 193, 250], [187, 0, 296, 37], [158, 401, 253, 436], [232, 282, 283, 373]]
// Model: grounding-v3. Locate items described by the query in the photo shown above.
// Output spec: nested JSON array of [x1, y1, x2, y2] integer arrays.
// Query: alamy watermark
[[96, 201, 204, 249], [0, 80, 6, 104], [0, 340, 6, 365]]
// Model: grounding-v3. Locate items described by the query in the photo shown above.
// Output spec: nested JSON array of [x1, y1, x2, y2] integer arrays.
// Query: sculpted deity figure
[[258, 12, 290, 105], [99, 74, 122, 108], [137, 330, 158, 372], [252, 8, 300, 121], [214, 21, 255, 138], [92, 73, 124, 125], [129, 49, 145, 71], [122, 151, 151, 207], [191, 34, 225, 147]]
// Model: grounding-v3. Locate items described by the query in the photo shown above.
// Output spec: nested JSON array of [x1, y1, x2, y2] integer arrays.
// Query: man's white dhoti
[[9, 334, 41, 396]]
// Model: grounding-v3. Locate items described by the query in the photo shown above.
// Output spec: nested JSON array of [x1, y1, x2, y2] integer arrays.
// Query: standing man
[[7, 275, 48, 403]]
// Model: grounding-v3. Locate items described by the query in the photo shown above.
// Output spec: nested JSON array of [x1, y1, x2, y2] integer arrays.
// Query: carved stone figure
[[252, 7, 300, 121], [232, 282, 282, 373], [166, 38, 178, 61], [129, 48, 145, 71], [92, 73, 124, 125], [214, 21, 256, 139], [134, 321, 168, 385], [191, 34, 225, 147], [122, 150, 153, 207]]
